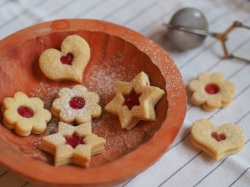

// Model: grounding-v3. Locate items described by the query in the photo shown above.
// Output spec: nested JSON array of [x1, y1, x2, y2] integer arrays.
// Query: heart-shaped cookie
[[191, 119, 244, 161], [39, 35, 90, 83]]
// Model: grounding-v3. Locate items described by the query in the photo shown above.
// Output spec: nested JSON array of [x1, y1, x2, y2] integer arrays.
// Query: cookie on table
[[188, 72, 235, 111], [191, 119, 244, 161], [1, 92, 52, 136], [104, 71, 165, 130], [51, 85, 102, 124], [39, 35, 90, 84], [40, 121, 106, 167]]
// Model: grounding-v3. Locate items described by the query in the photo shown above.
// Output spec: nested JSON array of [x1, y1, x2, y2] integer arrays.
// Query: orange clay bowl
[[0, 19, 186, 187]]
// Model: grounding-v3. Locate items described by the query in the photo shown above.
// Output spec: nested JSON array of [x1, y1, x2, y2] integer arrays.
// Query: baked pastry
[[1, 92, 52, 136], [39, 35, 90, 83], [40, 121, 106, 167], [191, 119, 244, 161], [105, 71, 165, 130], [51, 85, 102, 124], [188, 72, 235, 111]]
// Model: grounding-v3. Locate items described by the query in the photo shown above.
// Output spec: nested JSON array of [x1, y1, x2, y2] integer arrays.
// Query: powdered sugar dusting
[[30, 81, 62, 109], [14, 32, 172, 166], [52, 85, 102, 124], [138, 38, 184, 100], [45, 117, 59, 135], [85, 63, 136, 104]]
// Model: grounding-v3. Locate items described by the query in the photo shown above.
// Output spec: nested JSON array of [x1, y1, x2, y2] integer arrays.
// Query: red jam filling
[[123, 90, 141, 110], [65, 133, 84, 148], [60, 53, 74, 65], [17, 106, 34, 118], [205, 84, 220, 94], [69, 97, 85, 109], [211, 132, 226, 142]]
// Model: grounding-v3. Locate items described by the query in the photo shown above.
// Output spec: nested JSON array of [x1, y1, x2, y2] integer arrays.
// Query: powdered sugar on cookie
[[40, 121, 106, 167], [51, 85, 102, 124]]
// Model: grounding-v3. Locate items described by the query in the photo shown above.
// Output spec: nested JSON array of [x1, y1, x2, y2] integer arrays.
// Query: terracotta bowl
[[0, 19, 186, 186]]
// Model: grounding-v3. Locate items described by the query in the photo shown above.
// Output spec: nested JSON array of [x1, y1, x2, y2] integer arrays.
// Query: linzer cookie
[[1, 92, 52, 136], [51, 85, 102, 124], [191, 119, 244, 161], [104, 71, 165, 130], [40, 121, 106, 167], [188, 72, 235, 111], [39, 35, 90, 83]]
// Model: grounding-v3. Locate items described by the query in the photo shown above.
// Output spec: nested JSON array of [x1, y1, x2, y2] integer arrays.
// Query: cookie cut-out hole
[[205, 84, 220, 94], [69, 97, 85, 109], [211, 132, 226, 142], [60, 53, 74, 65], [123, 90, 141, 110], [17, 106, 34, 118], [65, 133, 84, 148]]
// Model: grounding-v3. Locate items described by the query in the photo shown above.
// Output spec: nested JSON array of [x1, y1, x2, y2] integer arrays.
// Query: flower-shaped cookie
[[188, 72, 235, 111], [51, 85, 102, 124], [104, 71, 165, 130], [191, 119, 244, 161], [40, 121, 106, 167], [39, 35, 90, 83], [1, 92, 52, 136]]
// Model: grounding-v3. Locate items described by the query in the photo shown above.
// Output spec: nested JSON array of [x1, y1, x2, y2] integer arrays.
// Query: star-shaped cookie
[[104, 71, 165, 130], [40, 121, 106, 167]]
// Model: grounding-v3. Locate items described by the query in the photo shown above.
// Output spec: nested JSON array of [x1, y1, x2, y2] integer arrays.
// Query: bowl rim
[[0, 19, 187, 186]]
